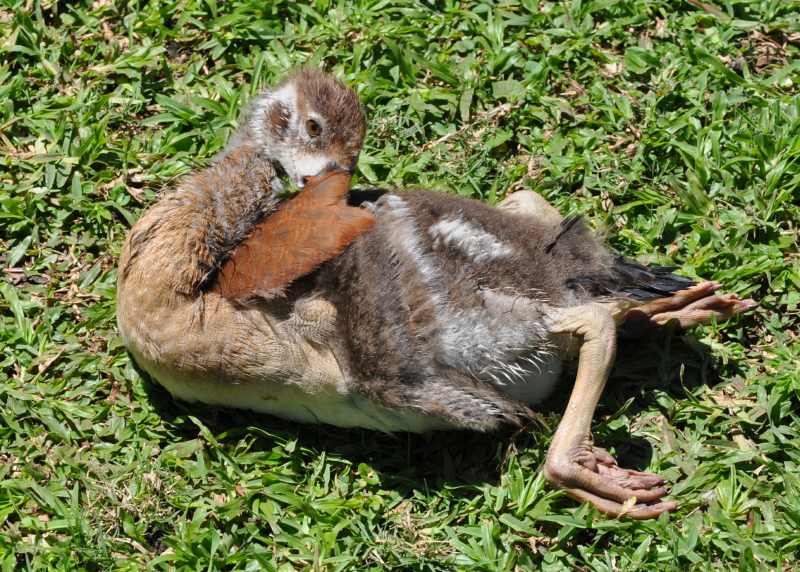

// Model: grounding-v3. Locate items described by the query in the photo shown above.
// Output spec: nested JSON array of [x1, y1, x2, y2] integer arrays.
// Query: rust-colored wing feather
[[215, 171, 374, 301]]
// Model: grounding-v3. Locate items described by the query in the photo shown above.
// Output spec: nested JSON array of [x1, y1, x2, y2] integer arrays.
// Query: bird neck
[[197, 145, 283, 276], [121, 145, 283, 296]]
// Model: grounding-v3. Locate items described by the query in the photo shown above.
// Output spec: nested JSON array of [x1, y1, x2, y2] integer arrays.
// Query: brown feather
[[215, 171, 375, 301]]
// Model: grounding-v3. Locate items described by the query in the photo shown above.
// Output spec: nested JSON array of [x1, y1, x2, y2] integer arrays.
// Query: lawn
[[1, 0, 799, 569]]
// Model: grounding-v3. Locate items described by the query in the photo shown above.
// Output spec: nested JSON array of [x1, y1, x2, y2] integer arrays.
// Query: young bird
[[117, 71, 755, 519]]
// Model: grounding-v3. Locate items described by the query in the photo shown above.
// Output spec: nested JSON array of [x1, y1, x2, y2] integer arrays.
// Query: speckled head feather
[[287, 68, 366, 159], [225, 68, 366, 188]]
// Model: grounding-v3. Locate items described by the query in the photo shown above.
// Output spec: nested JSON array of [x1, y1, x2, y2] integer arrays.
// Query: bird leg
[[622, 281, 757, 334], [497, 189, 562, 226], [544, 303, 677, 519]]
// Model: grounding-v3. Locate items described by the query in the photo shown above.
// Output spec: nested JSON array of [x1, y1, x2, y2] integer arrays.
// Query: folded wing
[[215, 171, 375, 301]]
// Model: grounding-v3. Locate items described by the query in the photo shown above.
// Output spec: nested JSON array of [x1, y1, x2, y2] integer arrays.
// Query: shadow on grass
[[136, 326, 732, 496], [139, 366, 521, 492]]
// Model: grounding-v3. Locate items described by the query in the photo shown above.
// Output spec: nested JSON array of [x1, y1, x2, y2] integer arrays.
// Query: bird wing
[[215, 171, 374, 301]]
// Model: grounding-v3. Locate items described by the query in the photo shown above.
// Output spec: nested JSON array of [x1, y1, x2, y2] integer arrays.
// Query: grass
[[1, 0, 799, 569]]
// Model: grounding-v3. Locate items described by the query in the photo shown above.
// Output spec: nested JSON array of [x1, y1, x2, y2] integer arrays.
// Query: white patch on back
[[382, 195, 447, 302], [429, 216, 515, 263], [379, 195, 553, 395]]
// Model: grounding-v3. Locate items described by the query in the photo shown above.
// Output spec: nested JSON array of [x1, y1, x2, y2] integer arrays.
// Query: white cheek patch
[[292, 153, 333, 184], [248, 83, 334, 186], [428, 217, 515, 263]]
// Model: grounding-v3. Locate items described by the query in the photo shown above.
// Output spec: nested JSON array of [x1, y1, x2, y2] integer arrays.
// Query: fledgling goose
[[117, 72, 755, 519]]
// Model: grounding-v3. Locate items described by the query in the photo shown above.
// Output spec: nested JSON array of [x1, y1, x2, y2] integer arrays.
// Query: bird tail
[[610, 256, 696, 301], [546, 215, 696, 302]]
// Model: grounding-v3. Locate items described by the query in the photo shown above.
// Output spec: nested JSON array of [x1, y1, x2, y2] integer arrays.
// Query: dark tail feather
[[612, 256, 696, 301], [545, 215, 696, 302]]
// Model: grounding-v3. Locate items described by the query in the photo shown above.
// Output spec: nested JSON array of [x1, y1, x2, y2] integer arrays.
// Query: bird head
[[245, 68, 366, 189]]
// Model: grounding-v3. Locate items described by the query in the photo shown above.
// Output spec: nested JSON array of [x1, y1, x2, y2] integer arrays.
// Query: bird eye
[[306, 119, 322, 138]]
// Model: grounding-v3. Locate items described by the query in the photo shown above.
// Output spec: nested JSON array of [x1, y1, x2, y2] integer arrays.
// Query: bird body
[[118, 164, 753, 518], [117, 70, 756, 518], [117, 170, 684, 431], [115, 165, 382, 430], [117, 69, 382, 428], [314, 187, 693, 430]]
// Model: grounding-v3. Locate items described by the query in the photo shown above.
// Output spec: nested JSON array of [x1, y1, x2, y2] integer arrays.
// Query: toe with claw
[[545, 437, 677, 519], [625, 281, 757, 331]]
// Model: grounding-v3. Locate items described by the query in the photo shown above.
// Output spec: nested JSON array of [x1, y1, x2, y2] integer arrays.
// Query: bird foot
[[544, 441, 677, 519], [624, 281, 757, 330]]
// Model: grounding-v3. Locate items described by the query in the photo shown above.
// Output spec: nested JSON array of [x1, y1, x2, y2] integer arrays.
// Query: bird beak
[[298, 163, 338, 189], [323, 161, 348, 176]]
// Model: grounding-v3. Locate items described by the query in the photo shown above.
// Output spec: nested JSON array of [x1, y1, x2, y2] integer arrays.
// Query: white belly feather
[[136, 349, 563, 433]]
